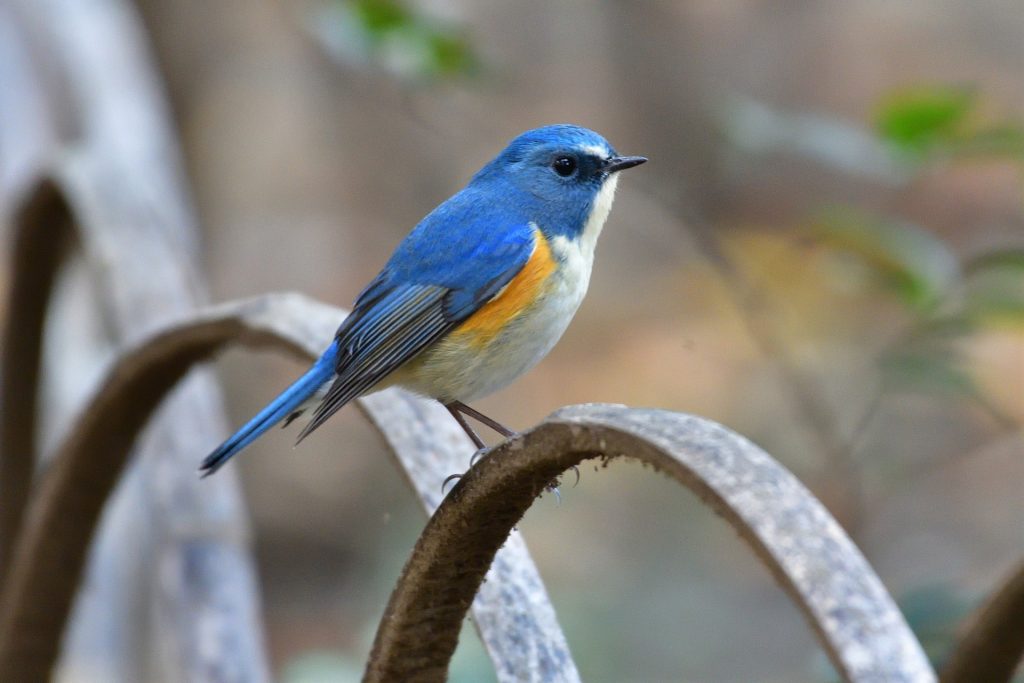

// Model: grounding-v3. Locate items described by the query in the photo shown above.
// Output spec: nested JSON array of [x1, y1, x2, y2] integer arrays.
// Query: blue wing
[[295, 186, 536, 441]]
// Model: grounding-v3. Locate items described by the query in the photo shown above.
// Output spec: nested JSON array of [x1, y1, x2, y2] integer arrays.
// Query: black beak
[[604, 155, 647, 173]]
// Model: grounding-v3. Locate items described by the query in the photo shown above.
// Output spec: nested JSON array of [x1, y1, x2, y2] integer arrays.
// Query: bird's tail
[[199, 342, 338, 477]]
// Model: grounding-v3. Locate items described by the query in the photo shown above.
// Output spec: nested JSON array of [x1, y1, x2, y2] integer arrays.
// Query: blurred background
[[6, 1, 1024, 681]]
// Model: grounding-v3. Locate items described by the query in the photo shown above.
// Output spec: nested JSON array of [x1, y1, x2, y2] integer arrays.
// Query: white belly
[[396, 255, 591, 402]]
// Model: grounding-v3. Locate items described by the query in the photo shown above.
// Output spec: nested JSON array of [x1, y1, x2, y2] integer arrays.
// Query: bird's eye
[[552, 155, 577, 177]]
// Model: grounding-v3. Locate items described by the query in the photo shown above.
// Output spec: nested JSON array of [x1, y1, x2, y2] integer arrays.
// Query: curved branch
[[0, 292, 579, 683], [6, 0, 273, 678], [365, 404, 936, 683], [0, 180, 74, 576], [940, 560, 1024, 683]]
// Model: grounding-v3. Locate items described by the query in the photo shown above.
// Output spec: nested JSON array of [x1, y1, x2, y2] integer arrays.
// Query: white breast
[[394, 176, 620, 403]]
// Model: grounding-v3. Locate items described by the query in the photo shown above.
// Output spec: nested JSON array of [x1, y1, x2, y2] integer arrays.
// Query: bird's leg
[[445, 400, 518, 468], [447, 400, 516, 438], [446, 401, 575, 479], [444, 402, 487, 450]]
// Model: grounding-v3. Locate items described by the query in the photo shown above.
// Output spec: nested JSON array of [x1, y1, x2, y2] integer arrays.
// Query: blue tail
[[199, 342, 338, 476]]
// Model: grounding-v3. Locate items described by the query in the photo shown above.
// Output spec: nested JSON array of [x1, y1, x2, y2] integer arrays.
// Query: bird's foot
[[469, 447, 490, 467]]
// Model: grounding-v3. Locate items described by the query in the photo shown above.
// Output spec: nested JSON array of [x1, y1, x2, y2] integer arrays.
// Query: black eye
[[552, 155, 577, 177]]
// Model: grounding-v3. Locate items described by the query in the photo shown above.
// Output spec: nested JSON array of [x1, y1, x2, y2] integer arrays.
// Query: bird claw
[[441, 472, 462, 494], [469, 448, 486, 467], [541, 466, 580, 504], [547, 484, 561, 505]]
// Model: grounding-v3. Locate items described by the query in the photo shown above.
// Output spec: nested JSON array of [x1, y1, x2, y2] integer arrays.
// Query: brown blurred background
[[19, 1, 1024, 681]]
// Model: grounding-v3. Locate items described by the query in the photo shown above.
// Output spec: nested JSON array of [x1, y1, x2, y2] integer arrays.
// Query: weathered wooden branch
[[366, 404, 937, 683], [0, 292, 580, 683], [0, 181, 73, 576], [2, 0, 269, 679], [940, 560, 1024, 683]]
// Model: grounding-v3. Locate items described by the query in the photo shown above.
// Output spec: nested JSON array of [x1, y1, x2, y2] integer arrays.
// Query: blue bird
[[200, 124, 646, 476]]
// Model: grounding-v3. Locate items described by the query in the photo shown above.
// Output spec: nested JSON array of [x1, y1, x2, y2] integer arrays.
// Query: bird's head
[[472, 124, 646, 242]]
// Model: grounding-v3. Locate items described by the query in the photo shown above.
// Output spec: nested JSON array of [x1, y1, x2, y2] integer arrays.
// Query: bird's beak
[[603, 155, 648, 173]]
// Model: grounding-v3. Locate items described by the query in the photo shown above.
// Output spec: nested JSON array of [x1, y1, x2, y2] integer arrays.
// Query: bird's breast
[[451, 226, 559, 348], [396, 227, 594, 402]]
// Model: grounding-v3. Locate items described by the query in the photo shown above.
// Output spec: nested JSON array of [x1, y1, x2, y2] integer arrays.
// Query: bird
[[199, 124, 646, 476]]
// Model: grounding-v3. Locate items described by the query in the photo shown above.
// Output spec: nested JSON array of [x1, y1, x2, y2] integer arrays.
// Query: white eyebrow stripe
[[579, 144, 610, 158]]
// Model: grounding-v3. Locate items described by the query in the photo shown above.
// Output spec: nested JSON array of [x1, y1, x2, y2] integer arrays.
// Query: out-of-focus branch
[[0, 292, 580, 683], [940, 560, 1024, 683], [0, 181, 74, 578], [366, 404, 936, 683], [3, 0, 271, 678]]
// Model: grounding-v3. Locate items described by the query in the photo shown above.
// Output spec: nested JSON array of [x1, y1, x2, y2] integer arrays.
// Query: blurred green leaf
[[875, 86, 975, 158], [312, 0, 478, 80], [910, 315, 975, 340], [965, 249, 1024, 273], [426, 32, 475, 76], [352, 0, 410, 34], [880, 347, 976, 397], [814, 208, 960, 313], [874, 85, 1024, 162], [952, 124, 1024, 159], [963, 249, 1024, 325]]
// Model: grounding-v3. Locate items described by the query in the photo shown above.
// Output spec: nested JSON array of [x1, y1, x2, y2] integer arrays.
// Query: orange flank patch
[[452, 228, 556, 347]]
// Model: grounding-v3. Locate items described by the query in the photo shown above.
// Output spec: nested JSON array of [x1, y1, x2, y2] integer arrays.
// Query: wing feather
[[295, 196, 539, 442], [296, 286, 451, 442]]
